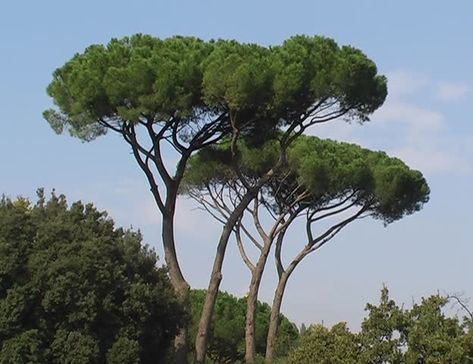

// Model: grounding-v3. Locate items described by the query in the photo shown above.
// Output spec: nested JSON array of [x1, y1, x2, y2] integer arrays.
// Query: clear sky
[[1, 0, 472, 329]]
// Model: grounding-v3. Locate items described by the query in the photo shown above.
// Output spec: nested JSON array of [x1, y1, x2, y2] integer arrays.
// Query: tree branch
[[142, 119, 173, 187], [235, 221, 256, 271], [309, 199, 359, 224], [308, 205, 368, 251], [122, 123, 166, 214], [275, 225, 289, 278], [252, 198, 268, 241]]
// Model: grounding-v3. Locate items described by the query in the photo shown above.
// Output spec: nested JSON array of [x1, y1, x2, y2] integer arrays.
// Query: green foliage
[[0, 191, 186, 364], [287, 323, 359, 364], [50, 330, 99, 364], [286, 288, 473, 364], [286, 136, 428, 222], [188, 290, 298, 363], [189, 290, 245, 363], [181, 137, 280, 190], [106, 337, 140, 364], [359, 286, 407, 364], [183, 135, 430, 224], [0, 330, 46, 364], [44, 34, 387, 142], [270, 36, 386, 121], [404, 295, 467, 363], [202, 40, 273, 113]]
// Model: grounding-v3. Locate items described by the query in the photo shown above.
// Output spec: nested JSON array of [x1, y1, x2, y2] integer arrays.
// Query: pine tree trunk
[[265, 272, 290, 363], [162, 208, 190, 364], [245, 242, 271, 363], [194, 224, 230, 364], [195, 187, 262, 364]]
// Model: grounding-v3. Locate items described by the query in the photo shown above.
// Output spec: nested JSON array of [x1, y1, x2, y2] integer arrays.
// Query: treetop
[[44, 34, 387, 142], [182, 135, 430, 224]]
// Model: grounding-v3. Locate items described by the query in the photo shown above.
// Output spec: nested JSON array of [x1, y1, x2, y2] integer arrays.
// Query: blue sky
[[1, 0, 472, 328]]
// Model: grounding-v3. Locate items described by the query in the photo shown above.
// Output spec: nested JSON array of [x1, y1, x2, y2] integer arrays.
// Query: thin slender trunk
[[265, 209, 364, 362], [162, 201, 190, 364], [195, 188, 262, 364], [266, 253, 304, 363], [265, 271, 290, 363], [126, 128, 191, 363], [245, 241, 271, 363], [194, 223, 231, 364], [194, 157, 277, 363]]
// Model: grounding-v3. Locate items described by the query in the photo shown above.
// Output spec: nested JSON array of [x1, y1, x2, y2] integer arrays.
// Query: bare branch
[[307, 99, 338, 118], [308, 223, 346, 253], [310, 199, 359, 224], [142, 120, 175, 187], [275, 225, 288, 278], [190, 111, 228, 148], [98, 117, 122, 133], [300, 97, 330, 120], [309, 205, 368, 251], [188, 192, 229, 225], [234, 213, 263, 251], [447, 294, 473, 322], [122, 123, 166, 214], [235, 222, 256, 271], [171, 117, 188, 153], [280, 205, 370, 281], [207, 185, 232, 215], [313, 190, 358, 214], [270, 197, 307, 238], [252, 198, 269, 241]]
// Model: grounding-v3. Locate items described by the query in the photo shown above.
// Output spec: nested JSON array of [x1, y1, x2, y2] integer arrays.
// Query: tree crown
[[44, 34, 387, 142], [182, 136, 430, 224]]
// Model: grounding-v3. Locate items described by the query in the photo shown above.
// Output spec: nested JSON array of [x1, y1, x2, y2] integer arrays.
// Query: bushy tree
[[362, 289, 473, 364], [287, 323, 359, 364], [358, 286, 407, 364], [404, 295, 466, 363], [0, 191, 185, 364]]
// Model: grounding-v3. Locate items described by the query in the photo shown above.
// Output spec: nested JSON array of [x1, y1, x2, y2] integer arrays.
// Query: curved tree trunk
[[265, 210, 363, 362], [194, 152, 277, 363], [126, 129, 192, 364], [245, 241, 271, 363], [195, 187, 263, 364], [265, 252, 305, 363], [265, 271, 290, 363], [194, 223, 232, 364], [266, 249, 306, 362], [162, 197, 190, 364]]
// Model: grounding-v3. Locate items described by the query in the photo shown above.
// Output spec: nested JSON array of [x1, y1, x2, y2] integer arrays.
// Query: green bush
[[0, 191, 186, 364]]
